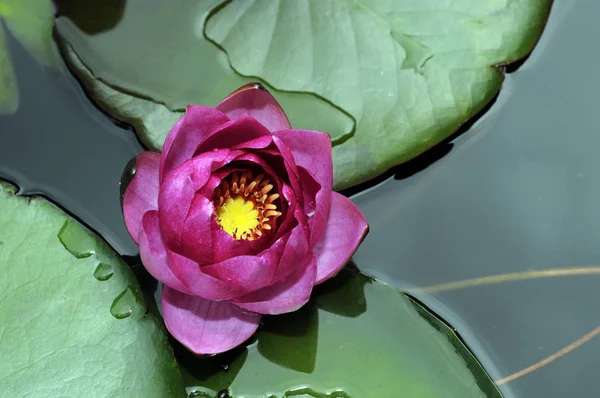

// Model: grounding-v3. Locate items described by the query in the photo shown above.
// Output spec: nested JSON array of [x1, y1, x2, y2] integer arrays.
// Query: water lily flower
[[122, 83, 368, 355]]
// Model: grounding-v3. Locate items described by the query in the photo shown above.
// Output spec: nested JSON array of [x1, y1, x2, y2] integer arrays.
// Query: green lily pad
[[0, 181, 185, 396], [54, 0, 354, 151], [0, 0, 56, 114], [181, 269, 502, 398], [205, 0, 552, 189]]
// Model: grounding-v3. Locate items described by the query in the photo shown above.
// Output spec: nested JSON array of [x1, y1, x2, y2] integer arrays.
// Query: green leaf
[[0, 181, 186, 397], [0, 0, 56, 114], [204, 0, 552, 189], [54, 0, 354, 151], [181, 269, 502, 398]]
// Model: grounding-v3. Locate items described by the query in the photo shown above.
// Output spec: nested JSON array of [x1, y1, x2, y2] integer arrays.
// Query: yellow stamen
[[213, 170, 282, 240]]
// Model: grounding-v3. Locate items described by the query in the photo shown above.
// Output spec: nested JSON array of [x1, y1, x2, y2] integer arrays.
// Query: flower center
[[213, 171, 281, 240]]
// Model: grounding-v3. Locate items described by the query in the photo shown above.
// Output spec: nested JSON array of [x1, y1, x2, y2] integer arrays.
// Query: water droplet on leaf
[[93, 262, 114, 281], [57, 219, 96, 258], [110, 286, 147, 319]]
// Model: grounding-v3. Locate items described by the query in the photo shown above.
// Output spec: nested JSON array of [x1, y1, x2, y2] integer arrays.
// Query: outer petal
[[314, 192, 369, 284], [161, 287, 261, 355], [158, 150, 233, 254], [122, 152, 160, 243], [216, 83, 291, 132], [179, 195, 214, 265], [273, 129, 333, 187], [167, 250, 247, 301], [274, 130, 333, 246], [160, 105, 230, 180], [138, 211, 190, 294], [200, 239, 286, 291], [157, 161, 196, 252], [297, 166, 328, 249], [232, 255, 316, 315]]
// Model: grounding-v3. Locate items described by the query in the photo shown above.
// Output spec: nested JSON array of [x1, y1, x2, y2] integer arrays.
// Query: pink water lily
[[122, 83, 368, 355]]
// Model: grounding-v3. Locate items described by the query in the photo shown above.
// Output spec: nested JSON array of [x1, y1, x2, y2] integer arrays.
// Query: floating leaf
[[0, 181, 185, 396], [205, 0, 552, 189], [54, 0, 354, 151], [181, 269, 502, 398]]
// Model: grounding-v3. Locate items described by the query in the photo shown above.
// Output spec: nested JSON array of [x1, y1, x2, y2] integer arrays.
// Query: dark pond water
[[1, 1, 598, 397]]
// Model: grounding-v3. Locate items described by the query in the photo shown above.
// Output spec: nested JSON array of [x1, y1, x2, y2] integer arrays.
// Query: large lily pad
[[180, 269, 502, 398], [0, 0, 56, 114], [206, 0, 552, 189], [54, 0, 354, 151], [0, 181, 185, 396]]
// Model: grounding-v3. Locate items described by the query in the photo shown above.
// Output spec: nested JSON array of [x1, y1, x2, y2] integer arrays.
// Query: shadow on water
[[312, 261, 368, 318], [257, 302, 319, 374], [53, 0, 127, 34]]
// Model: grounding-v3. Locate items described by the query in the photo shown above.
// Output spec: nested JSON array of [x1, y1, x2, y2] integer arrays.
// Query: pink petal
[[216, 83, 291, 132], [270, 136, 303, 196], [274, 130, 333, 246], [232, 135, 273, 150], [167, 250, 246, 301], [138, 211, 190, 294], [160, 106, 230, 181], [232, 255, 316, 315], [211, 227, 271, 263], [179, 195, 215, 265], [297, 166, 329, 249], [198, 169, 231, 198], [314, 192, 369, 284], [157, 150, 232, 254], [273, 130, 333, 188], [200, 239, 287, 291], [188, 149, 242, 191], [269, 222, 311, 283], [122, 152, 161, 243], [161, 287, 261, 355], [157, 161, 195, 252], [195, 115, 272, 154], [230, 152, 283, 189], [272, 184, 302, 242]]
